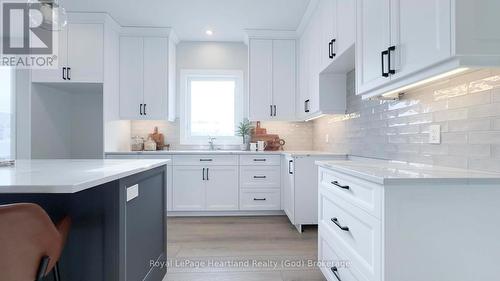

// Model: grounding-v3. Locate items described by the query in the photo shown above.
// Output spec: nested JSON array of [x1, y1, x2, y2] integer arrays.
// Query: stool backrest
[[0, 203, 63, 281]]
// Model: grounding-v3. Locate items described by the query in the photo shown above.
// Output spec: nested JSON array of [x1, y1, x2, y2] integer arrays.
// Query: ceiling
[[63, 0, 311, 42]]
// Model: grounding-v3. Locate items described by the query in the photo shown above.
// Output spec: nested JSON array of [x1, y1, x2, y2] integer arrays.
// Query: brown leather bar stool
[[0, 203, 71, 281]]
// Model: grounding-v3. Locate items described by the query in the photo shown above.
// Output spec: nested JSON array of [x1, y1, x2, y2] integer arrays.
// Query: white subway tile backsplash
[[469, 132, 500, 145], [468, 103, 500, 119], [448, 119, 492, 132], [433, 108, 468, 122], [492, 88, 500, 103], [314, 70, 500, 172]]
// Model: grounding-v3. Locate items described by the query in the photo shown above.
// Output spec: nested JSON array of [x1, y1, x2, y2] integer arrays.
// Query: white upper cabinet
[[357, 0, 500, 99], [297, 0, 352, 120], [119, 28, 177, 121], [32, 23, 104, 83], [389, 0, 452, 80], [272, 40, 297, 120], [119, 37, 144, 119], [249, 39, 273, 120], [355, 0, 392, 94], [248, 35, 297, 121]]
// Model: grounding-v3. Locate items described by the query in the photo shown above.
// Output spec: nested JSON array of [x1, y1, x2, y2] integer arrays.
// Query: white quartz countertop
[[316, 158, 500, 185], [106, 150, 345, 157], [0, 159, 169, 194]]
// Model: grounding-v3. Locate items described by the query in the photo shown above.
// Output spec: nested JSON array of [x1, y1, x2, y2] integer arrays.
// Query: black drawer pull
[[200, 159, 213, 162], [331, 217, 349, 232], [253, 159, 267, 162], [331, 266, 342, 281], [331, 181, 349, 190], [253, 176, 267, 179], [253, 198, 267, 201]]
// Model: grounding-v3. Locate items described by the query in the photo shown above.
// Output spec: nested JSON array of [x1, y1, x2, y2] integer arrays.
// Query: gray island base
[[0, 160, 168, 281]]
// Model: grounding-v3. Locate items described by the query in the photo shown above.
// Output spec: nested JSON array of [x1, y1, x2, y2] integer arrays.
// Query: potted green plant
[[236, 118, 252, 151]]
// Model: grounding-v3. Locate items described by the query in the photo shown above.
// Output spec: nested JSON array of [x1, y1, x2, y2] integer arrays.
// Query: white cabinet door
[[308, 13, 322, 114], [336, 0, 355, 55], [356, 0, 391, 94], [298, 34, 310, 120], [249, 39, 273, 120], [319, 0, 337, 70], [66, 23, 104, 82], [272, 40, 296, 120], [119, 37, 144, 119], [283, 157, 295, 224], [172, 166, 205, 211], [390, 0, 452, 79], [205, 166, 239, 211], [31, 28, 68, 83], [143, 37, 169, 120]]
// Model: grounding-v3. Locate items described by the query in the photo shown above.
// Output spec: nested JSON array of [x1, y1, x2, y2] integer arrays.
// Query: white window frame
[[0, 67, 15, 160], [180, 69, 244, 145]]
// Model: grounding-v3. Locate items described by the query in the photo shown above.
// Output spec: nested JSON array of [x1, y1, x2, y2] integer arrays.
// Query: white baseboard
[[166, 210, 286, 217]]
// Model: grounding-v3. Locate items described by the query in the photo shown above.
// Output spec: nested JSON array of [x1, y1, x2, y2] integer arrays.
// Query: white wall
[[175, 41, 248, 118], [30, 84, 104, 159]]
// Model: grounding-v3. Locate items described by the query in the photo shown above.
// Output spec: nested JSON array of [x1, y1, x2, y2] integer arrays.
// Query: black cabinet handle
[[202, 168, 205, 180], [305, 100, 310, 113], [329, 41, 333, 59], [288, 160, 293, 175], [62, 67, 67, 80], [67, 67, 71, 80], [273, 105, 277, 117], [143, 103, 147, 115], [388, 46, 396, 75], [206, 168, 209, 180], [331, 266, 342, 281], [330, 39, 336, 58], [253, 159, 266, 162], [253, 176, 267, 179], [270, 105, 273, 117], [331, 181, 350, 190], [253, 198, 266, 201], [331, 217, 349, 232], [381, 50, 389, 77], [200, 159, 213, 162], [140, 104, 143, 115]]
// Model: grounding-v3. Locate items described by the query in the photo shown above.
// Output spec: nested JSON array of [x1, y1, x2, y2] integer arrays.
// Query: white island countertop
[[0, 159, 169, 194], [316, 158, 500, 185]]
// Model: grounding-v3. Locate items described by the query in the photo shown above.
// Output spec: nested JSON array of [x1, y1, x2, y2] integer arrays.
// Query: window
[[0, 68, 15, 160], [180, 70, 244, 145]]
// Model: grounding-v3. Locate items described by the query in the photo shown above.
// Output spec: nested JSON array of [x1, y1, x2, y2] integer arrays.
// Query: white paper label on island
[[127, 184, 139, 202]]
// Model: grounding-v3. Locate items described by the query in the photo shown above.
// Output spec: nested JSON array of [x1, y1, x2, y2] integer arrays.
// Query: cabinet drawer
[[319, 189, 381, 281], [319, 167, 382, 219], [240, 189, 281, 210], [172, 155, 238, 166], [239, 155, 281, 166], [318, 231, 369, 281], [240, 166, 281, 189]]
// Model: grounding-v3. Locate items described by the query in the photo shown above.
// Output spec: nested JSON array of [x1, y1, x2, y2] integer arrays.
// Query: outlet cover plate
[[429, 125, 441, 144]]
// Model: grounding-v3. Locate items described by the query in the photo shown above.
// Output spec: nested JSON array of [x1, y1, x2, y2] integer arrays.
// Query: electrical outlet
[[325, 134, 330, 143], [429, 125, 441, 144]]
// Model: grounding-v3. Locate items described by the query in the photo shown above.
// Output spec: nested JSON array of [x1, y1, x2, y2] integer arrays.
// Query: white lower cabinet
[[172, 165, 239, 211], [170, 154, 285, 212], [318, 164, 500, 281], [205, 166, 239, 211], [284, 155, 345, 232], [240, 155, 281, 211], [172, 166, 206, 211]]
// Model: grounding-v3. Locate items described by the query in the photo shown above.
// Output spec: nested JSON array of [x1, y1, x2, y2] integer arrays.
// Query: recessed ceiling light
[[206, 30, 213, 36]]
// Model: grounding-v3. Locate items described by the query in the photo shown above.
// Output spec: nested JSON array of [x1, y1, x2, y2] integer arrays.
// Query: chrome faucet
[[208, 136, 216, 150]]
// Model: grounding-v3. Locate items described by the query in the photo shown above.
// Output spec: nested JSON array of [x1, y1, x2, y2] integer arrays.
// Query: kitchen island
[[0, 159, 169, 281]]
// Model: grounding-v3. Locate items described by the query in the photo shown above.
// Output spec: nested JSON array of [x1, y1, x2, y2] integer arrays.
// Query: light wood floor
[[164, 216, 326, 281]]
